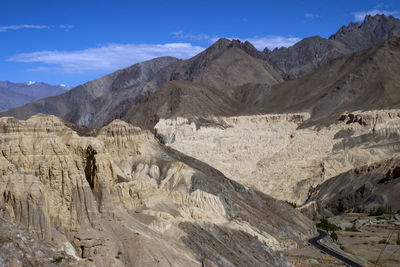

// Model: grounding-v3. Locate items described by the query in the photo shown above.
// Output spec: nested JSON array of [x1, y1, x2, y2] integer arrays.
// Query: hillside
[[255, 36, 400, 126]]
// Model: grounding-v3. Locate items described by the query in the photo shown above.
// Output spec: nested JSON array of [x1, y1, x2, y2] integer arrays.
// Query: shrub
[[51, 257, 64, 263], [369, 206, 387, 216], [353, 207, 366, 213], [378, 239, 389, 244], [316, 218, 340, 231], [285, 201, 297, 208], [345, 224, 359, 232], [331, 231, 338, 242]]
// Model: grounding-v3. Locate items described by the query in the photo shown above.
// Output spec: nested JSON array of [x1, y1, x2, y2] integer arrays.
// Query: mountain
[[1, 39, 283, 128], [119, 36, 400, 131], [0, 81, 69, 112], [255, 36, 400, 126], [170, 38, 282, 88], [122, 80, 247, 130], [265, 14, 400, 79], [0, 114, 315, 266], [0, 57, 179, 126]]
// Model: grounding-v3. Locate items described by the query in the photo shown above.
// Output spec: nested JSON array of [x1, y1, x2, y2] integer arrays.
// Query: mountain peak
[[212, 37, 231, 46], [329, 14, 400, 40]]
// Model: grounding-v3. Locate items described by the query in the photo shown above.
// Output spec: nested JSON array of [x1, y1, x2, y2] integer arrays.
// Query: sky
[[1, 0, 400, 87]]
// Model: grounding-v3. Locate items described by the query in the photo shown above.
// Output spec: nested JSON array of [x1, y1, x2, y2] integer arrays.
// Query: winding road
[[308, 230, 362, 267]]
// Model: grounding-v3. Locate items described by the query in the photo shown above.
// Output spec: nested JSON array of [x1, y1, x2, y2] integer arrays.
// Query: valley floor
[[286, 212, 400, 267]]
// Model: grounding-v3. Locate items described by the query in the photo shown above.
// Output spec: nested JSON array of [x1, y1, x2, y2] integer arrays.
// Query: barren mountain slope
[[125, 37, 400, 132], [265, 14, 400, 79], [256, 36, 400, 126], [303, 157, 400, 217], [122, 80, 249, 130], [104, 39, 283, 129], [0, 115, 315, 266], [171, 38, 283, 88], [0, 87, 33, 112]]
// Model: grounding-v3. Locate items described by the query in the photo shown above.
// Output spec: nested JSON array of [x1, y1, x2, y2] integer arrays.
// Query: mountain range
[[2, 14, 400, 130], [0, 81, 69, 112]]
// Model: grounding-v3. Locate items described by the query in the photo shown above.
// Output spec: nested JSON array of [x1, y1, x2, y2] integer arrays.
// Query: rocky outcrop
[[303, 157, 400, 217], [0, 115, 315, 266]]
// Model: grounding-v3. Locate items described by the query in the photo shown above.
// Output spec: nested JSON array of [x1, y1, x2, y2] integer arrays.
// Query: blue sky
[[1, 0, 400, 87]]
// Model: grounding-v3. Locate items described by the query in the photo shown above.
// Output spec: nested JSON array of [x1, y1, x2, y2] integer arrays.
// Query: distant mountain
[[0, 81, 69, 112], [265, 14, 400, 79]]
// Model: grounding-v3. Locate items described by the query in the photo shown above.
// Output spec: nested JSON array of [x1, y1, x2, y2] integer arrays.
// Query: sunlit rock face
[[155, 110, 400, 205], [0, 114, 315, 266]]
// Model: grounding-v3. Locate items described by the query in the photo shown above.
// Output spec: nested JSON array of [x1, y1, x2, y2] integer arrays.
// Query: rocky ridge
[[265, 14, 400, 79]]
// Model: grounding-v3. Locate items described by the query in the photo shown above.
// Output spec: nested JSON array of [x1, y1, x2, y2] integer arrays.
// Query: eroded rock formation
[[155, 110, 400, 206], [0, 115, 315, 266]]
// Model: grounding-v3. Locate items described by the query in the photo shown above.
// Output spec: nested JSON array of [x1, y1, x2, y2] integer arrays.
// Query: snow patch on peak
[[26, 81, 36, 85]]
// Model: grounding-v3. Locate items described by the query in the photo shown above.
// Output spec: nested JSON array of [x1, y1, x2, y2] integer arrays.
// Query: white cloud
[[210, 36, 301, 50], [174, 30, 301, 50], [8, 43, 205, 72], [304, 13, 320, 19], [353, 9, 400, 21], [59, 25, 74, 29], [171, 30, 211, 41], [244, 36, 301, 50], [0, 24, 49, 32]]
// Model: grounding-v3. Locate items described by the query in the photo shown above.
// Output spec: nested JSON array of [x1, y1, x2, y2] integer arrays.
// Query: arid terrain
[[1, 14, 400, 266], [286, 212, 400, 267]]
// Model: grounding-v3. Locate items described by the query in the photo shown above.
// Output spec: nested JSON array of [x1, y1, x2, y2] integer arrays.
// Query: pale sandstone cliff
[[0, 115, 315, 266], [155, 110, 400, 205]]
